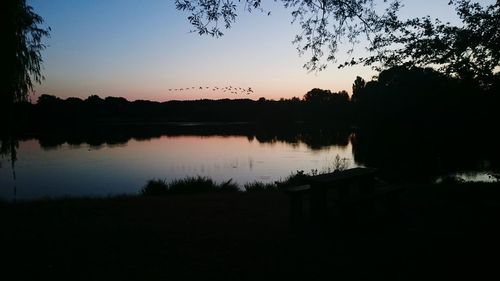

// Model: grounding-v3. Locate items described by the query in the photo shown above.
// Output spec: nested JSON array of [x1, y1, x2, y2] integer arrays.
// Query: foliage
[[1, 0, 50, 108], [350, 65, 486, 125], [0, 136, 18, 172], [18, 64, 500, 131], [352, 76, 366, 100], [347, 0, 500, 87], [30, 93, 354, 124], [177, 0, 499, 81], [303, 88, 349, 104], [329, 154, 350, 172], [175, 0, 401, 71]]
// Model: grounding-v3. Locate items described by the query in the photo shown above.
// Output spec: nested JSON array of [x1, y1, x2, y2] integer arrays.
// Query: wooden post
[[310, 184, 328, 223], [285, 185, 311, 228]]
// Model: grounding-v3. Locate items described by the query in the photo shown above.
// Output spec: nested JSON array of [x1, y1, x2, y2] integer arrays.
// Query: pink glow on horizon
[[30, 0, 378, 102]]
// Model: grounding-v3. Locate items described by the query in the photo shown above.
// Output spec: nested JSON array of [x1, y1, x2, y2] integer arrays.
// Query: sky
[[28, 0, 493, 102]]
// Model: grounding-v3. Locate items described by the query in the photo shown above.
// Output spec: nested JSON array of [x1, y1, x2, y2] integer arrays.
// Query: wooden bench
[[308, 167, 378, 221], [285, 167, 405, 226]]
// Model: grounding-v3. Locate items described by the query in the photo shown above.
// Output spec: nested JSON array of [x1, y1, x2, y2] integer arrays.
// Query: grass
[[141, 170, 316, 196], [244, 181, 277, 192], [139, 156, 366, 196], [141, 176, 239, 196]]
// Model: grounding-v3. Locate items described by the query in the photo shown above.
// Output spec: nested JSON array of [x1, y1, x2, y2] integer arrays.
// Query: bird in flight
[[167, 85, 254, 95]]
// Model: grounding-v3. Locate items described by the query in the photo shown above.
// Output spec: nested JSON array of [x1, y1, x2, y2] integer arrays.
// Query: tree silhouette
[[303, 88, 333, 103], [1, 0, 50, 111], [351, 76, 366, 103], [303, 88, 349, 104], [0, 1, 49, 176], [178, 0, 499, 81], [176, 0, 401, 71], [348, 0, 500, 88]]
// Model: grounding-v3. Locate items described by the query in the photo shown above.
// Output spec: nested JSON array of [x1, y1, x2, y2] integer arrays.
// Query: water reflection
[[0, 136, 18, 201], [436, 172, 500, 183], [0, 125, 355, 200], [32, 123, 352, 151], [1, 123, 499, 200], [352, 127, 500, 183]]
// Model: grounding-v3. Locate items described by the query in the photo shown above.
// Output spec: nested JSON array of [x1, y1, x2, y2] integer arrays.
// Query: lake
[[0, 124, 356, 200], [1, 123, 498, 200]]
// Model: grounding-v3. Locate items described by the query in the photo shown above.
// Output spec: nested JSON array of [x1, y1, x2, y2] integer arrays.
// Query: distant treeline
[[10, 66, 500, 130]]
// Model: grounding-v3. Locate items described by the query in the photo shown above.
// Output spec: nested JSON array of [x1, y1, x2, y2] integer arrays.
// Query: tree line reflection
[[3, 123, 499, 184], [28, 123, 351, 151]]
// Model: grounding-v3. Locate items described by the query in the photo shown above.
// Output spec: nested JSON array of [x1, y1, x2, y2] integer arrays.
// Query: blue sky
[[29, 0, 494, 101]]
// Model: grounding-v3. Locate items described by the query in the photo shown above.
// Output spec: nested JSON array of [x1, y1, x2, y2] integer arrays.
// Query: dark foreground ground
[[2, 183, 500, 280]]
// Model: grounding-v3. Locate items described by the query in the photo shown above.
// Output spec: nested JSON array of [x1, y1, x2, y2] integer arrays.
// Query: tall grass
[[141, 176, 239, 196], [141, 164, 352, 196], [244, 181, 277, 192]]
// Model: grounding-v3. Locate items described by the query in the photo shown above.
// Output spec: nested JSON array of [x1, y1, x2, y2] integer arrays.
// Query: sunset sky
[[29, 0, 491, 102]]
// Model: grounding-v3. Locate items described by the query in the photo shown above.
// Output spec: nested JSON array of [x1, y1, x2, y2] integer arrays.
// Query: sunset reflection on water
[[0, 135, 354, 200]]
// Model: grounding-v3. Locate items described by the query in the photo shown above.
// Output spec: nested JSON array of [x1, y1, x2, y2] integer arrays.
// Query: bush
[[141, 179, 169, 196]]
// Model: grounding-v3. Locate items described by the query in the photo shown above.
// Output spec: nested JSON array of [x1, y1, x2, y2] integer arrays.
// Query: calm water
[[2, 124, 498, 200], [0, 134, 355, 200]]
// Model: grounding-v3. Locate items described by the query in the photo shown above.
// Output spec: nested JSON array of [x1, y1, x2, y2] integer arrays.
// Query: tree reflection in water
[[10, 123, 500, 184], [1, 136, 18, 201]]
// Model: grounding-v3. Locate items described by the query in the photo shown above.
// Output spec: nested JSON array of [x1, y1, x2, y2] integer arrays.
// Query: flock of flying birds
[[167, 86, 254, 95]]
